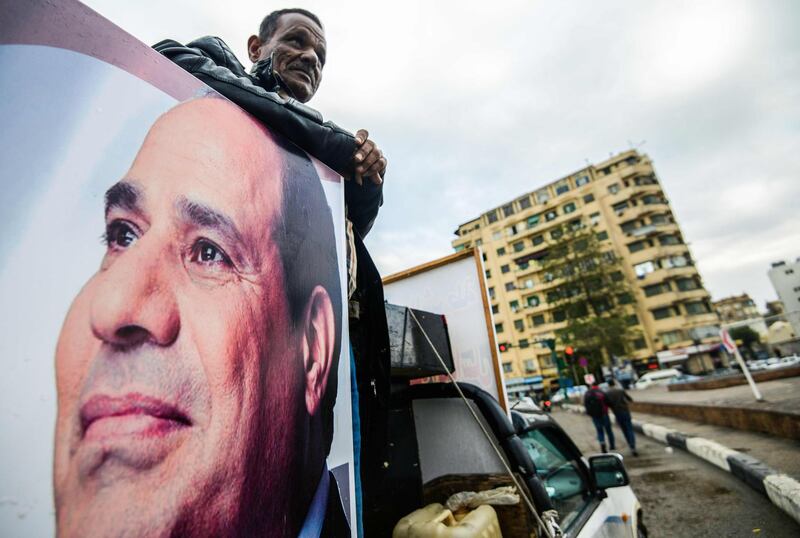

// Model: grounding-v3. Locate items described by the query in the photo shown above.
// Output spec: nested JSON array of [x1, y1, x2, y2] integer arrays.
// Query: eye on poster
[[0, 1, 354, 536]]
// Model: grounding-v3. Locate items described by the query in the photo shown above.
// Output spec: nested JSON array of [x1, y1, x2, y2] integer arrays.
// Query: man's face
[[54, 100, 307, 536], [254, 13, 326, 103]]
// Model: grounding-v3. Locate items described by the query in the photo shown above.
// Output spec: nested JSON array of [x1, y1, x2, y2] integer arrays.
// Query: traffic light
[[565, 345, 575, 363], [498, 342, 513, 352]]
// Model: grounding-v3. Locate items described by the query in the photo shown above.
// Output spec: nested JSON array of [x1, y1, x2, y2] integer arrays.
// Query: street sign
[[584, 373, 596, 385], [579, 356, 588, 368], [720, 327, 763, 402]]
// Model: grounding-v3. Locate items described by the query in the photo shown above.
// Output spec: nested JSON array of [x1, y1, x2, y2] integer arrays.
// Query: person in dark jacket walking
[[583, 382, 615, 453], [606, 378, 638, 456]]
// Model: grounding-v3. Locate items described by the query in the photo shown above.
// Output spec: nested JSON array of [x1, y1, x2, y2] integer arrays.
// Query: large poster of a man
[[0, 1, 354, 536]]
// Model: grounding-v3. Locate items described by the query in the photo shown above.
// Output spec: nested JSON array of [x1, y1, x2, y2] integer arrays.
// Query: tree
[[538, 220, 639, 380], [729, 326, 761, 359]]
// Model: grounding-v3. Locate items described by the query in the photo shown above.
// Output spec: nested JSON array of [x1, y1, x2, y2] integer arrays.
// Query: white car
[[513, 409, 645, 537], [633, 368, 681, 390]]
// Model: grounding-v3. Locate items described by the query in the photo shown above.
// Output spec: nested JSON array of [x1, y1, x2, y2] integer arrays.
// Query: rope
[[407, 309, 560, 538]]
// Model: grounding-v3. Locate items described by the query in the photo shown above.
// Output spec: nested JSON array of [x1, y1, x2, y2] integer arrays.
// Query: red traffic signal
[[499, 342, 512, 352], [565, 346, 574, 355]]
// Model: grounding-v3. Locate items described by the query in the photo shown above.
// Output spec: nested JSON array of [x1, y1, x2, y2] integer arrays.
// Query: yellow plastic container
[[392, 503, 502, 538]]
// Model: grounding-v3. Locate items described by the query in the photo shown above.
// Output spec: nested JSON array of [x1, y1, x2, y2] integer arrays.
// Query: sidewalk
[[632, 376, 800, 415]]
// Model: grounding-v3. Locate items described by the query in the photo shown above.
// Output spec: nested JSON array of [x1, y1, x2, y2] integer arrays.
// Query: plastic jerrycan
[[392, 503, 502, 538]]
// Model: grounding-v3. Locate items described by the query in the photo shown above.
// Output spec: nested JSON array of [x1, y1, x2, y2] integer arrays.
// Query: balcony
[[636, 265, 698, 286], [622, 222, 679, 243]]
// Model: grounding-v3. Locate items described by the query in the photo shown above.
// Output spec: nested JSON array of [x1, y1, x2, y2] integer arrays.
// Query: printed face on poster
[[0, 1, 354, 536]]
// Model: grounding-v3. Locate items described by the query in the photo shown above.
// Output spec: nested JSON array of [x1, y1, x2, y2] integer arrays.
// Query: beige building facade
[[451, 150, 721, 393], [713, 294, 761, 323]]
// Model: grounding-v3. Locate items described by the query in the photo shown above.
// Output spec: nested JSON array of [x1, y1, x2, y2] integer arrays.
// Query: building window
[[659, 235, 681, 246], [502, 362, 513, 374], [545, 210, 558, 221], [583, 193, 595, 203], [608, 183, 621, 195], [575, 175, 590, 187], [509, 300, 520, 312], [535, 188, 550, 204], [611, 271, 624, 282], [513, 241, 525, 252], [519, 196, 532, 209], [532, 234, 544, 246], [553, 310, 566, 322], [524, 359, 537, 373], [563, 202, 577, 214], [676, 278, 699, 291], [546, 290, 560, 303], [650, 214, 669, 225], [492, 230, 503, 241], [551, 228, 564, 240], [689, 325, 719, 340], [527, 215, 540, 228], [626, 313, 639, 326], [532, 314, 545, 326], [632, 337, 647, 350], [555, 180, 570, 195], [492, 304, 499, 314], [502, 203, 515, 218], [514, 319, 525, 331], [505, 282, 516, 291], [482, 252, 488, 261], [628, 240, 646, 253], [488, 287, 495, 299], [660, 330, 683, 346], [642, 194, 663, 205], [487, 210, 498, 223], [612, 201, 629, 212], [519, 339, 530, 349], [501, 264, 510, 274], [685, 301, 711, 316], [523, 279, 535, 289], [618, 293, 633, 305], [475, 238, 482, 246], [590, 212, 601, 226], [634, 261, 656, 278], [644, 282, 670, 296], [495, 322, 504, 333], [454, 244, 466, 252], [621, 221, 638, 234], [786, 269, 795, 275], [663, 254, 689, 268], [497, 247, 506, 256], [507, 224, 519, 236], [596, 230, 609, 241], [485, 269, 491, 279], [652, 306, 674, 320]]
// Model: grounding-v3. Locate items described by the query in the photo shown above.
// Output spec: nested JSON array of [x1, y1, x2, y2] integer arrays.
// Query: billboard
[[0, 1, 354, 536], [383, 249, 509, 410]]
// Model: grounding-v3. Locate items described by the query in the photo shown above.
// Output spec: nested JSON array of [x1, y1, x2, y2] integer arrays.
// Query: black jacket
[[153, 36, 382, 237]]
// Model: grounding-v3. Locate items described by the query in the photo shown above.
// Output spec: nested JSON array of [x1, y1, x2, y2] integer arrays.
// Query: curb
[[562, 403, 800, 525]]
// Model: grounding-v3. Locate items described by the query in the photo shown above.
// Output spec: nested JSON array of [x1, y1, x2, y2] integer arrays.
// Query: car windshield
[[519, 428, 589, 529]]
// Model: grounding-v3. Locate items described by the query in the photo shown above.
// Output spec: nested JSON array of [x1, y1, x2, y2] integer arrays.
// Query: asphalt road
[[551, 409, 800, 537]]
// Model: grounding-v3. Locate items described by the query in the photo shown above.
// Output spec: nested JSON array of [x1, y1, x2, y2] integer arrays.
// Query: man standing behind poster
[[155, 8, 387, 235], [54, 98, 348, 537]]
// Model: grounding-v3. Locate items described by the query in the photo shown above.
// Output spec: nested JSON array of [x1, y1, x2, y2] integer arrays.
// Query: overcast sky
[[85, 0, 800, 309]]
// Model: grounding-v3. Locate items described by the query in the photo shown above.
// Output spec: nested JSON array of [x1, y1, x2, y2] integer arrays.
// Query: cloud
[[85, 0, 800, 308]]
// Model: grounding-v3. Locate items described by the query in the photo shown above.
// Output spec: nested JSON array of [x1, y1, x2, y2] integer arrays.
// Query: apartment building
[[768, 258, 800, 336], [451, 150, 721, 394], [713, 293, 760, 323]]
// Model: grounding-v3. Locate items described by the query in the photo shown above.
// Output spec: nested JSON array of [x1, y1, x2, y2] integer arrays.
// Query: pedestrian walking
[[583, 381, 615, 453], [606, 378, 638, 456]]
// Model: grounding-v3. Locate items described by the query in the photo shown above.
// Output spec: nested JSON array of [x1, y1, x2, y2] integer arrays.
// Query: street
[[552, 409, 800, 537]]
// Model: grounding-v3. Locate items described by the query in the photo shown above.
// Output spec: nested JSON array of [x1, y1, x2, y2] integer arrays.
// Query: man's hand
[[353, 129, 386, 186]]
